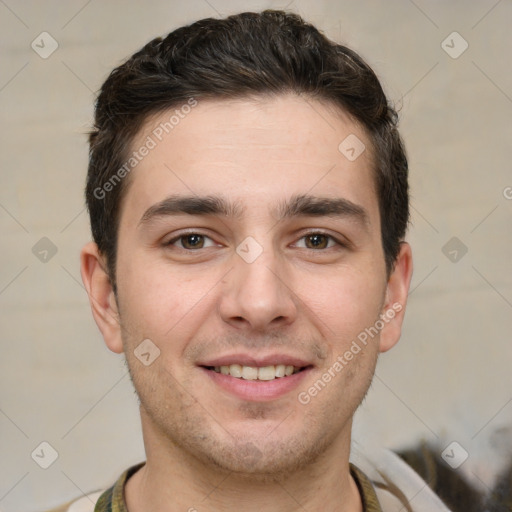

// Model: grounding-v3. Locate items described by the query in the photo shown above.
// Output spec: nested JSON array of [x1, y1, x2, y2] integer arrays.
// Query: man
[[70, 9, 450, 512]]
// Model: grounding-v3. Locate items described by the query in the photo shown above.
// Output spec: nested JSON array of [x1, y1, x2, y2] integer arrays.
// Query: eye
[[295, 232, 342, 250], [166, 233, 217, 250], [164, 231, 345, 252]]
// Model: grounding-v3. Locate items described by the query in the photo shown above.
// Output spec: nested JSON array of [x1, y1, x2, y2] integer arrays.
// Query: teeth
[[241, 366, 258, 380], [212, 364, 303, 380], [258, 366, 276, 381], [275, 364, 286, 378], [229, 364, 242, 378]]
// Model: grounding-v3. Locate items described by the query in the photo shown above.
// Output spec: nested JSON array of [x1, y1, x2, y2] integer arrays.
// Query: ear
[[80, 242, 123, 354], [379, 242, 413, 353]]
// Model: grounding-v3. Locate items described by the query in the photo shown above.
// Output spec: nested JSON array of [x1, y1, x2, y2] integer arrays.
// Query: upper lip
[[198, 353, 313, 368]]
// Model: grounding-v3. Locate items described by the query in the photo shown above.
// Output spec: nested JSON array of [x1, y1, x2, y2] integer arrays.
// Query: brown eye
[[304, 234, 330, 249], [166, 233, 216, 250], [293, 232, 347, 251], [180, 234, 205, 249]]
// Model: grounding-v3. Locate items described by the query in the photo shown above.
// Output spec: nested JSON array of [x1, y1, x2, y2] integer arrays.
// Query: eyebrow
[[138, 193, 369, 228]]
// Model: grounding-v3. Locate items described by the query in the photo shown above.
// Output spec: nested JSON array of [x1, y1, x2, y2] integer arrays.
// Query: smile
[[205, 364, 304, 381], [201, 363, 312, 401]]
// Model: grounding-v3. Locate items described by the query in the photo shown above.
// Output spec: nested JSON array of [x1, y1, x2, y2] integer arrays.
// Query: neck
[[125, 413, 363, 512]]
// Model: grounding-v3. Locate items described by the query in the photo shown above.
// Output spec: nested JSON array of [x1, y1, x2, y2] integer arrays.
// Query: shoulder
[[42, 463, 144, 512], [43, 491, 103, 512], [351, 463, 406, 512], [351, 445, 453, 511], [396, 442, 487, 511]]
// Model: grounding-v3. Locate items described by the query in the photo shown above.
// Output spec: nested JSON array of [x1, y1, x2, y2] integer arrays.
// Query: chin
[[189, 428, 336, 483]]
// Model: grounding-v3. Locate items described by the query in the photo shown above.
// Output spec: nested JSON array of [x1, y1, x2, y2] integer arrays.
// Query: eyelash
[[165, 231, 346, 251]]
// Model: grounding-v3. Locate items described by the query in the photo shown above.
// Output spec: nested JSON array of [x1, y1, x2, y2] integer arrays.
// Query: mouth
[[199, 359, 313, 401], [202, 364, 310, 381]]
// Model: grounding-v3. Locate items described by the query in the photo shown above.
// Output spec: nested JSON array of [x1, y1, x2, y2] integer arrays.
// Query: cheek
[[303, 266, 385, 342], [115, 253, 219, 347]]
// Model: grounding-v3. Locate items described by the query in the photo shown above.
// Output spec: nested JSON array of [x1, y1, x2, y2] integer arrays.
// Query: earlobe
[[80, 242, 124, 354], [379, 242, 413, 353]]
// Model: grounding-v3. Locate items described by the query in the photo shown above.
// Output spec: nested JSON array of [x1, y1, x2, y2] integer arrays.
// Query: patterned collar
[[93, 462, 383, 512]]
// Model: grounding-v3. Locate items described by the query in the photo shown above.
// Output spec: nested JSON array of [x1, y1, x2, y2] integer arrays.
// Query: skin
[[81, 94, 413, 512]]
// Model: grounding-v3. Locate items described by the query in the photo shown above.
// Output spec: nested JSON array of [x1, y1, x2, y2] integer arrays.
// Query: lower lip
[[200, 367, 312, 402]]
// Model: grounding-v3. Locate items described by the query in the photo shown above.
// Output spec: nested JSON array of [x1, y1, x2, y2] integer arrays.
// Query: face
[[82, 94, 412, 479]]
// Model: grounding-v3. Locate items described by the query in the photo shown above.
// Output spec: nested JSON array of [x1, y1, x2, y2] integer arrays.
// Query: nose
[[218, 243, 298, 332]]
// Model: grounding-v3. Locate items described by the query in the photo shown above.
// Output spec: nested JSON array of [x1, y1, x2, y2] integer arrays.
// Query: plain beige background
[[1, 1, 511, 510]]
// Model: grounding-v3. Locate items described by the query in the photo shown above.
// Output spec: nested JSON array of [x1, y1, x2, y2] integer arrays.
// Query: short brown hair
[[86, 10, 409, 290]]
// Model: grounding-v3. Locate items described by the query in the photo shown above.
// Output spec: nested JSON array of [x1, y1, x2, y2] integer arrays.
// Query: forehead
[[120, 94, 379, 228]]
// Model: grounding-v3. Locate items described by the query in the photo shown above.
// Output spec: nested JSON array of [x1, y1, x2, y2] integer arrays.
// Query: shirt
[[46, 449, 452, 512], [86, 463, 384, 512]]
